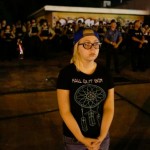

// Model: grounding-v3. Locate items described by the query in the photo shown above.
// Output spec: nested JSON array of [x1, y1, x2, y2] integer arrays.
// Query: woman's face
[[77, 35, 100, 62]]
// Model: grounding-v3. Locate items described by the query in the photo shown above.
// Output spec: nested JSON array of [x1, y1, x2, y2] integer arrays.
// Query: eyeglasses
[[78, 42, 101, 50]]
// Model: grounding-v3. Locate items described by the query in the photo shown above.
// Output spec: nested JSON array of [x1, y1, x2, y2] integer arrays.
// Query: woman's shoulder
[[59, 63, 76, 74], [96, 63, 112, 75], [96, 63, 106, 71]]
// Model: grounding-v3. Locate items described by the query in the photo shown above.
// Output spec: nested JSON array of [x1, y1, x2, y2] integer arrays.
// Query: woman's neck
[[75, 61, 97, 75]]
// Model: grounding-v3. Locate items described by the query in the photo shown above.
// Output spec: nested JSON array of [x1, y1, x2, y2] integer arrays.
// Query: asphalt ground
[[0, 51, 150, 150]]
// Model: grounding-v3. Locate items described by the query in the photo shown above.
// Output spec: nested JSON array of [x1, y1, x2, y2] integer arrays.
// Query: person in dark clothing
[[75, 20, 85, 32], [28, 19, 40, 59], [63, 23, 75, 53], [39, 21, 55, 59], [57, 28, 114, 150], [104, 20, 123, 73], [129, 20, 147, 71], [53, 21, 63, 51], [1, 25, 15, 60]]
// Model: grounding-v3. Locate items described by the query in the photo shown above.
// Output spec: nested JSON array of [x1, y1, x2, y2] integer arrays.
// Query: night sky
[[0, 0, 121, 23], [0, 0, 49, 22]]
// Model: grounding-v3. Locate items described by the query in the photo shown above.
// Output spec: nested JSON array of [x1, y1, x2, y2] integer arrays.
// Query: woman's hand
[[87, 136, 103, 150], [80, 137, 99, 149], [87, 141, 101, 150], [87, 135, 105, 150]]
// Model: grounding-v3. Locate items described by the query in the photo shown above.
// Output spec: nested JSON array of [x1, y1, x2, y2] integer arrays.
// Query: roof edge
[[44, 5, 149, 15]]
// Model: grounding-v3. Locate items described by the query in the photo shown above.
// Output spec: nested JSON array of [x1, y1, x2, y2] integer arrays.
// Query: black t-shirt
[[57, 63, 114, 138], [31, 26, 38, 33], [40, 28, 49, 37], [129, 28, 144, 47]]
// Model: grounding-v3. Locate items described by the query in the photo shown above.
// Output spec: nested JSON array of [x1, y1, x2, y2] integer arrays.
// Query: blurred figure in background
[[63, 22, 75, 53], [1, 24, 16, 60], [104, 19, 123, 73], [53, 21, 63, 51], [28, 19, 40, 59], [129, 20, 147, 71], [39, 20, 55, 59]]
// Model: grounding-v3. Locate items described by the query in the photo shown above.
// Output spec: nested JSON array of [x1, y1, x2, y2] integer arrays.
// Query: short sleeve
[[105, 69, 114, 89], [56, 67, 71, 90], [97, 64, 114, 90], [108, 73, 114, 89]]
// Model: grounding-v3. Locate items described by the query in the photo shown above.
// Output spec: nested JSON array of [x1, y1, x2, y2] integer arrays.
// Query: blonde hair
[[70, 42, 81, 70]]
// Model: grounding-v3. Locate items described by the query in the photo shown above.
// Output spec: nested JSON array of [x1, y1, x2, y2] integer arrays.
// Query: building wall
[[51, 11, 144, 27], [31, 6, 147, 27]]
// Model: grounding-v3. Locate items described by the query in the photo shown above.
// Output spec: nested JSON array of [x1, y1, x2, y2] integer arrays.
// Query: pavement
[[0, 51, 150, 150]]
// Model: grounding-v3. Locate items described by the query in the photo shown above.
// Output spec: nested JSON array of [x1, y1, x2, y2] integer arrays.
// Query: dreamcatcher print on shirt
[[74, 84, 106, 132]]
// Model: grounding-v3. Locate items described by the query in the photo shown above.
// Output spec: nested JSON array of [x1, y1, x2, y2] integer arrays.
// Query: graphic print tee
[[57, 63, 114, 138]]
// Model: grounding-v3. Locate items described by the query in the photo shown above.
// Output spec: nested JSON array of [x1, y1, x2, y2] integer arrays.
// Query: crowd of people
[[0, 18, 149, 72]]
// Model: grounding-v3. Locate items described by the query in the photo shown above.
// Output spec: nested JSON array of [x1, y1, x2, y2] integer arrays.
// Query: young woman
[[57, 28, 114, 150]]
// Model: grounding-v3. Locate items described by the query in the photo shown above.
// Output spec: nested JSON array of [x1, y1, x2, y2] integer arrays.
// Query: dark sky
[[0, 0, 121, 23], [0, 0, 48, 22]]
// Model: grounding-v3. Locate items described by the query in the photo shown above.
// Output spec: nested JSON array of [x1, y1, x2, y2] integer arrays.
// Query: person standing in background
[[129, 20, 147, 71], [104, 19, 123, 74]]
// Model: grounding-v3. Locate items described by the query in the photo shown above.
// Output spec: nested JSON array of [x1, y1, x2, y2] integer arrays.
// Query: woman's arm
[[98, 88, 114, 142], [57, 89, 98, 148]]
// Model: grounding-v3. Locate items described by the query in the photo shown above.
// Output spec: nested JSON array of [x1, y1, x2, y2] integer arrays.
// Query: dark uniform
[[129, 28, 146, 71]]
